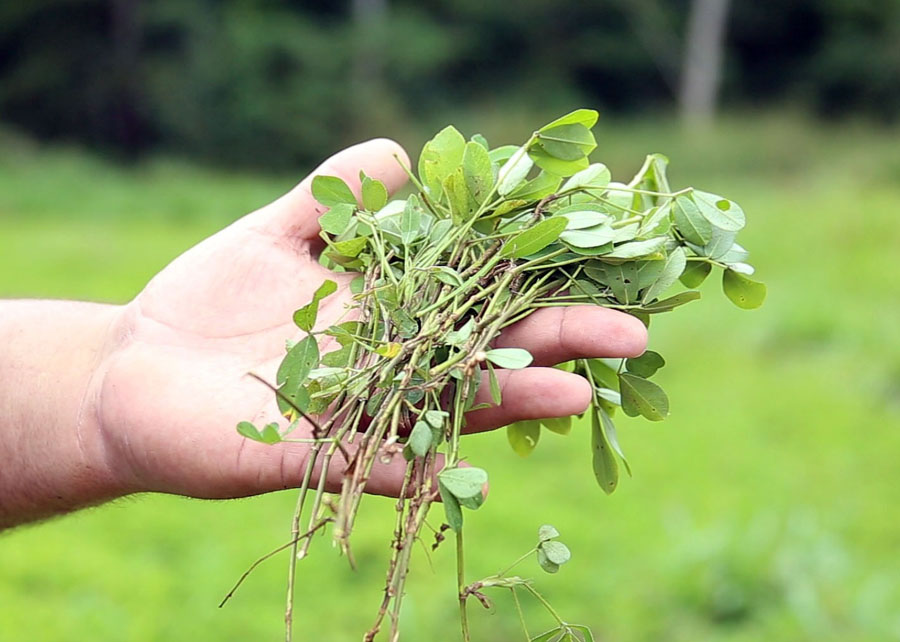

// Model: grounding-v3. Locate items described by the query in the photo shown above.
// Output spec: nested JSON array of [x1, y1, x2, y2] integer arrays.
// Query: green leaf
[[591, 406, 618, 494], [586, 262, 641, 305], [679, 261, 712, 288], [488, 144, 519, 164], [693, 190, 745, 232], [639, 201, 673, 237], [536, 123, 597, 160], [277, 335, 319, 387], [530, 627, 564, 642], [604, 237, 668, 259], [311, 175, 357, 207], [321, 344, 353, 368], [625, 350, 666, 378], [318, 203, 354, 235], [259, 422, 282, 444], [587, 358, 619, 389], [528, 145, 591, 177], [641, 290, 701, 313], [361, 176, 388, 211], [237, 421, 262, 441], [237, 421, 282, 445], [673, 194, 712, 245], [538, 524, 560, 541], [619, 373, 669, 421], [601, 409, 631, 476], [568, 625, 595, 642], [542, 415, 572, 435], [497, 146, 534, 196], [492, 198, 530, 218], [500, 216, 567, 259], [292, 279, 338, 332], [642, 247, 687, 302], [445, 318, 475, 346], [430, 219, 453, 244], [418, 125, 466, 198], [722, 269, 767, 309], [458, 491, 486, 511], [471, 133, 489, 150], [331, 236, 368, 258], [484, 348, 533, 369], [703, 226, 738, 260], [408, 420, 433, 457], [443, 167, 472, 221], [536, 547, 561, 574], [400, 194, 423, 245], [439, 483, 463, 532], [539, 108, 599, 131], [438, 466, 488, 500], [561, 163, 611, 192], [540, 540, 571, 565], [559, 223, 617, 248], [487, 361, 502, 406], [596, 387, 621, 405], [508, 171, 561, 202], [390, 308, 418, 339], [555, 204, 610, 230], [462, 140, 494, 205], [719, 242, 750, 264], [507, 420, 541, 457], [276, 335, 319, 416], [427, 265, 463, 287], [424, 410, 448, 430]]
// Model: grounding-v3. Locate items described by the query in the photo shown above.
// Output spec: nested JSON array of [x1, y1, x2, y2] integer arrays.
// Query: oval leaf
[[722, 269, 766, 309], [679, 261, 712, 288], [538, 524, 560, 542], [312, 175, 357, 207], [619, 373, 669, 421], [591, 407, 618, 494], [693, 190, 745, 232], [542, 415, 572, 435], [540, 540, 571, 565], [408, 420, 433, 457], [484, 348, 534, 369], [507, 420, 541, 457], [497, 146, 534, 196], [500, 217, 567, 259], [673, 194, 712, 245], [625, 350, 666, 378], [361, 176, 388, 211], [438, 466, 488, 500]]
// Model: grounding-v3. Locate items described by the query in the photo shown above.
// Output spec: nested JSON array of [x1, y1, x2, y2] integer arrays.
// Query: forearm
[[0, 300, 126, 530]]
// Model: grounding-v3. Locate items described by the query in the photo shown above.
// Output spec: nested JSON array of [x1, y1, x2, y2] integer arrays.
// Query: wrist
[[0, 300, 132, 528]]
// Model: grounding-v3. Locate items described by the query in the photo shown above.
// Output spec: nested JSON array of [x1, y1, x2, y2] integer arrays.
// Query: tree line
[[1, 0, 897, 168]]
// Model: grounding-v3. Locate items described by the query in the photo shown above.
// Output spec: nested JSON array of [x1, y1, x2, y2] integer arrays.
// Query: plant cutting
[[223, 108, 766, 641]]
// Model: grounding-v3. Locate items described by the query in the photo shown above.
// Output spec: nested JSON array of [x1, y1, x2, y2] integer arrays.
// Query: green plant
[[226, 108, 765, 641]]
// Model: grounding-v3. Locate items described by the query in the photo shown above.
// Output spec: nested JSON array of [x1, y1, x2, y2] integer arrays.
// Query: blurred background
[[1, 1, 899, 641]]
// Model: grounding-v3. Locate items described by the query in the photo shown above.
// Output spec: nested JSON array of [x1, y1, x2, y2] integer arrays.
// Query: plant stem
[[456, 529, 471, 642]]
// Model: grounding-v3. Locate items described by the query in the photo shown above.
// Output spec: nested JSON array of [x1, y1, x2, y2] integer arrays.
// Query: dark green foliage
[[2, 1, 899, 168]]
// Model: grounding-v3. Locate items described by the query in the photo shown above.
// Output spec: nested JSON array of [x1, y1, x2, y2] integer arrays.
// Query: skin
[[0, 139, 647, 531]]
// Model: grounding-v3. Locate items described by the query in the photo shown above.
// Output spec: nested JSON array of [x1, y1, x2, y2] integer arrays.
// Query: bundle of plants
[[225, 109, 766, 641]]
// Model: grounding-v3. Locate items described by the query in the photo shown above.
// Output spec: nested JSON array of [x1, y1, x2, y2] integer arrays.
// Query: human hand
[[96, 139, 648, 501]]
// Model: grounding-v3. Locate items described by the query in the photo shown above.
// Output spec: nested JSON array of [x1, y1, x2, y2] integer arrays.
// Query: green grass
[[1, 114, 899, 641]]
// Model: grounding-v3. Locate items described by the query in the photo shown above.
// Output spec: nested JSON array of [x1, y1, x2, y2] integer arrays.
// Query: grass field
[[1, 114, 899, 641]]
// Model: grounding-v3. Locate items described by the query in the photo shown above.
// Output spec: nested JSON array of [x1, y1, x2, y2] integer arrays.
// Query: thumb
[[254, 138, 410, 240]]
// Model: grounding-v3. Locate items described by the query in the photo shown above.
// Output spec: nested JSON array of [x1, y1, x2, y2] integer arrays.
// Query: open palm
[[96, 139, 648, 501]]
